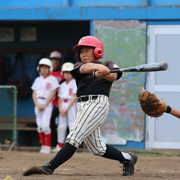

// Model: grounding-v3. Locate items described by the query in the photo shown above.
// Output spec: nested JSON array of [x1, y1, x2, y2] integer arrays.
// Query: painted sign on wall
[[94, 20, 146, 147]]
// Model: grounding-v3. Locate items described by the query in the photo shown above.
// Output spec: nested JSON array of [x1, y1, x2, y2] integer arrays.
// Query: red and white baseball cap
[[50, 51, 62, 60]]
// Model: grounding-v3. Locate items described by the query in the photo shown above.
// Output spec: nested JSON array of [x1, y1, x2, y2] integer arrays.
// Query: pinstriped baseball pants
[[66, 95, 109, 156]]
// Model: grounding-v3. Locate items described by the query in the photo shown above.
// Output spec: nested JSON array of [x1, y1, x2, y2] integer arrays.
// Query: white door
[[146, 25, 180, 149]]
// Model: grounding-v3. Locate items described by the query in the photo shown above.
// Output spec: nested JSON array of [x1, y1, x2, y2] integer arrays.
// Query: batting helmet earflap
[[73, 36, 103, 61], [37, 58, 53, 72]]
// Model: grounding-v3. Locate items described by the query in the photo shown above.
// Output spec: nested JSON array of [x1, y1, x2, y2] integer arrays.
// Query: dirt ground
[[0, 148, 180, 180]]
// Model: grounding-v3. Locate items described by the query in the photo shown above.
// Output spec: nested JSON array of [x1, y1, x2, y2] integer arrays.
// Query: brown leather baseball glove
[[138, 89, 167, 117]]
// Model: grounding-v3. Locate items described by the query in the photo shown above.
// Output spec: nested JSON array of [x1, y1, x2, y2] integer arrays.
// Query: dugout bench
[[0, 117, 37, 131], [0, 117, 38, 150], [0, 116, 87, 151]]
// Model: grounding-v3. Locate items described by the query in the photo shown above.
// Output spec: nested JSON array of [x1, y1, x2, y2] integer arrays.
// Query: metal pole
[[13, 88, 17, 142], [0, 85, 17, 90]]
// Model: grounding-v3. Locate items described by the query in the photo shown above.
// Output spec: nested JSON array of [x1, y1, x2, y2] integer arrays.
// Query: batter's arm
[[95, 72, 117, 82], [79, 63, 109, 75]]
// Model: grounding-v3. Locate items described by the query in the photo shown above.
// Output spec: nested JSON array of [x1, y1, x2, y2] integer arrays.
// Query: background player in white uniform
[[51, 62, 77, 152], [32, 58, 59, 153]]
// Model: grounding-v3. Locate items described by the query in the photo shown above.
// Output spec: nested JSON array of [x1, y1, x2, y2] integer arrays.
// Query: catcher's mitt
[[138, 89, 167, 117]]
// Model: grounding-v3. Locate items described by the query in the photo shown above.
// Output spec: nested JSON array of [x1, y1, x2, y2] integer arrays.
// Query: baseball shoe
[[122, 152, 138, 176], [44, 146, 51, 154], [23, 161, 53, 176], [39, 146, 46, 153], [51, 145, 61, 153], [40, 161, 54, 174]]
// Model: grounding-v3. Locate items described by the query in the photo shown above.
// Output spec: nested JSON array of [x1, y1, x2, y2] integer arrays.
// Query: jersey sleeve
[[70, 61, 84, 79], [57, 86, 61, 98], [107, 60, 122, 80], [58, 82, 64, 99], [72, 79, 77, 94], [31, 78, 38, 91], [52, 77, 60, 91]]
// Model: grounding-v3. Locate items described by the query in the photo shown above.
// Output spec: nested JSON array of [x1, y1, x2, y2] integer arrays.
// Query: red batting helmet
[[73, 36, 103, 61]]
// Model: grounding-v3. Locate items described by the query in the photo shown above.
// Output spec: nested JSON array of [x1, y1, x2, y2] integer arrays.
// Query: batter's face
[[80, 47, 98, 63], [51, 59, 61, 70], [63, 71, 73, 82], [40, 65, 50, 77]]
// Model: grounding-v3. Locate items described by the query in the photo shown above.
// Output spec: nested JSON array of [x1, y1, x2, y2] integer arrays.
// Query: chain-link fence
[[0, 85, 18, 151]]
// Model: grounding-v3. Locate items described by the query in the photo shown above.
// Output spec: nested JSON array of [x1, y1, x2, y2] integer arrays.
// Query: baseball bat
[[110, 62, 168, 73]]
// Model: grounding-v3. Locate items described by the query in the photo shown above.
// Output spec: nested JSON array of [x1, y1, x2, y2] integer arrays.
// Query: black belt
[[77, 95, 98, 102]]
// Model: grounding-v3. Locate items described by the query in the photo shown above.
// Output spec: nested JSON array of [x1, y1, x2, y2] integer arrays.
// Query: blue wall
[[1, 6, 180, 20], [1, 0, 180, 20], [1, 0, 180, 7]]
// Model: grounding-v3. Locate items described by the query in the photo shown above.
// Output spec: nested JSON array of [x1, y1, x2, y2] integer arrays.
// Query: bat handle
[[110, 69, 122, 73], [92, 69, 122, 76]]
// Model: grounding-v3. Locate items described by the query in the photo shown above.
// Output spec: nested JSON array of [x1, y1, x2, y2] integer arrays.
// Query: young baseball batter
[[51, 62, 77, 152], [24, 36, 138, 176], [32, 58, 59, 153]]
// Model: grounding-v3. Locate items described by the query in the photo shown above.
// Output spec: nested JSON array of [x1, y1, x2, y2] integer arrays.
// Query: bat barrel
[[110, 62, 168, 73], [135, 62, 168, 72], [160, 62, 168, 70]]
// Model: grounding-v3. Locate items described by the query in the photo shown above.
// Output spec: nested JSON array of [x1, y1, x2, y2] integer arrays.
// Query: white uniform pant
[[58, 100, 76, 144], [66, 95, 109, 156], [35, 98, 53, 134]]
